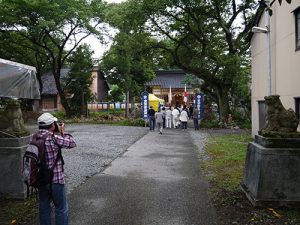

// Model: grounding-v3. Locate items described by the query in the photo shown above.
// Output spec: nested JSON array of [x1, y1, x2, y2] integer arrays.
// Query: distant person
[[193, 106, 200, 130], [180, 105, 189, 130], [148, 106, 156, 131], [172, 107, 180, 128], [161, 107, 166, 128], [155, 109, 164, 135], [36, 113, 76, 225], [165, 107, 172, 128], [189, 104, 194, 119]]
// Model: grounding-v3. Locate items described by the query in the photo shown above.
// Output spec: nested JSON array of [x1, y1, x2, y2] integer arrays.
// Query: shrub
[[51, 111, 66, 120], [199, 119, 219, 128]]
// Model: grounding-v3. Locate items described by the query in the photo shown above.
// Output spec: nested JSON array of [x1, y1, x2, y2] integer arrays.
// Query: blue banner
[[195, 93, 204, 119], [141, 91, 149, 119]]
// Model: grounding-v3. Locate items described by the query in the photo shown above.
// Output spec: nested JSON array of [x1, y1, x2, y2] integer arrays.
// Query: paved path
[[68, 128, 217, 225]]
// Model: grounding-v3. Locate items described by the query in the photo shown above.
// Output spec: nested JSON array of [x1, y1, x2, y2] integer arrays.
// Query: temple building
[[146, 70, 193, 106]]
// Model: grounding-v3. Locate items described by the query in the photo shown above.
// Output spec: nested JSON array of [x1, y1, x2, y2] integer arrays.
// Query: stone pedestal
[[241, 135, 300, 207], [0, 136, 30, 199]]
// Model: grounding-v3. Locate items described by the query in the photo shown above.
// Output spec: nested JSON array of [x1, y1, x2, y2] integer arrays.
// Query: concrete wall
[[90, 68, 98, 100], [97, 71, 109, 102], [0, 136, 30, 199], [251, 2, 300, 136]]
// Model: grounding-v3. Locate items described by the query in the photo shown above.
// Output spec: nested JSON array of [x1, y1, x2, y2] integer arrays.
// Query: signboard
[[141, 91, 149, 119], [195, 93, 204, 119]]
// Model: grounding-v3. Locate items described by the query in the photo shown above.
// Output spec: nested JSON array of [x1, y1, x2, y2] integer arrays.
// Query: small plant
[[199, 119, 219, 128], [51, 111, 66, 121]]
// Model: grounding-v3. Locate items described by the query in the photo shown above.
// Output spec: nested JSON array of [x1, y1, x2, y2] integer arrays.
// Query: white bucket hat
[[38, 113, 58, 126]]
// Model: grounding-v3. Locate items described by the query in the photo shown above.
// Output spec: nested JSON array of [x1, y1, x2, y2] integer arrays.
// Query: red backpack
[[23, 133, 60, 196]]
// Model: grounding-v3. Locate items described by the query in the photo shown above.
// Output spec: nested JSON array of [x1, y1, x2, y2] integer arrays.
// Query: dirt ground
[[211, 188, 300, 225]]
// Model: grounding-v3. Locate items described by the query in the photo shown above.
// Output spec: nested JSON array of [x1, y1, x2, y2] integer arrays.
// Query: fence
[[88, 102, 139, 111]]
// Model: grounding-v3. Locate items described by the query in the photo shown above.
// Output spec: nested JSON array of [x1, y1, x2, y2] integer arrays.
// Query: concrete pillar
[[241, 135, 300, 206], [0, 136, 30, 199]]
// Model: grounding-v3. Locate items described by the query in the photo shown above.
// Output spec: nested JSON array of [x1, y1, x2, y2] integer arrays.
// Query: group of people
[[148, 104, 200, 134]]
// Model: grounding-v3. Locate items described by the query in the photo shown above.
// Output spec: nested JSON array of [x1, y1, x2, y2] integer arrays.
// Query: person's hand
[[57, 122, 65, 135], [60, 123, 65, 135]]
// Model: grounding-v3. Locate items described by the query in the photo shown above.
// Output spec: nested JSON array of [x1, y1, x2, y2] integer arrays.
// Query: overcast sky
[[82, 0, 125, 60]]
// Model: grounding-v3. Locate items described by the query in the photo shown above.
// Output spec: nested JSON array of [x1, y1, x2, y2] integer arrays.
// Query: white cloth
[[172, 109, 180, 128], [180, 110, 189, 122], [165, 109, 172, 128]]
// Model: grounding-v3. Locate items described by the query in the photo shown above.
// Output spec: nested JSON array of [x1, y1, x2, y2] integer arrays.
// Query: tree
[[64, 44, 94, 117], [0, 32, 51, 93], [114, 0, 263, 121], [0, 0, 106, 116], [108, 85, 124, 102], [102, 2, 158, 117]]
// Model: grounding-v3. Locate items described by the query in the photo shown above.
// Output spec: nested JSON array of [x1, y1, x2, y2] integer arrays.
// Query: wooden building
[[146, 70, 193, 106], [41, 67, 109, 111]]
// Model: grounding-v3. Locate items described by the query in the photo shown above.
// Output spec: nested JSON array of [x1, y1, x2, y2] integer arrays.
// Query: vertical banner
[[141, 91, 149, 119], [195, 93, 204, 119]]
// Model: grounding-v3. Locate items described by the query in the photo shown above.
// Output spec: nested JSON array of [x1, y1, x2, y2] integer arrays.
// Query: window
[[294, 97, 300, 121], [295, 8, 300, 50]]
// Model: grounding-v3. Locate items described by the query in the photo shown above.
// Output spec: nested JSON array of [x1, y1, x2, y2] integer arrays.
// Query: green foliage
[[89, 109, 125, 118], [0, 0, 106, 116], [64, 44, 94, 116], [199, 120, 220, 129], [107, 85, 124, 102], [114, 118, 146, 127], [101, 31, 156, 97], [0, 32, 51, 92], [113, 0, 257, 120], [51, 111, 67, 121]]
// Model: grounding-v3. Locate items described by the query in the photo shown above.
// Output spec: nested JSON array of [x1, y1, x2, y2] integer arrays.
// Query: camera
[[54, 121, 63, 132]]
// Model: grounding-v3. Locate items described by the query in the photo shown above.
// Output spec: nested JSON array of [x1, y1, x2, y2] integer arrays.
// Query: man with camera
[[36, 112, 76, 225]]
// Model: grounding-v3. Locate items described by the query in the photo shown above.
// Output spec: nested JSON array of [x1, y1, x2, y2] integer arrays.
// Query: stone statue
[[259, 95, 300, 138], [0, 100, 29, 137]]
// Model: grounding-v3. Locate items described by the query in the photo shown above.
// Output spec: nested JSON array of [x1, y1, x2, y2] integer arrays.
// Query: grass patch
[[0, 198, 38, 225], [202, 133, 252, 191], [202, 132, 300, 224]]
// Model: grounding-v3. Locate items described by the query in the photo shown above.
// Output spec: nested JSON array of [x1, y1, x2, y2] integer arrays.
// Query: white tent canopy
[[0, 58, 40, 99]]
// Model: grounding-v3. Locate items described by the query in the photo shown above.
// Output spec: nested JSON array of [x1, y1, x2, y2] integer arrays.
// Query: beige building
[[41, 67, 109, 111], [251, 1, 300, 135]]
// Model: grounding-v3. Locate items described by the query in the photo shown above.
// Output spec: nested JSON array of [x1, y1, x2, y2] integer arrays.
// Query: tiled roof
[[41, 68, 70, 95], [146, 70, 191, 89]]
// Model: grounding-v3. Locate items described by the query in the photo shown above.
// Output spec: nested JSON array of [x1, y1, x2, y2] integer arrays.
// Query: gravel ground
[[188, 129, 209, 160], [26, 123, 148, 194]]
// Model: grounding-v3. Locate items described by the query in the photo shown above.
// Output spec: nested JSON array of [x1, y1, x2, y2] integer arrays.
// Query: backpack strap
[[37, 133, 62, 181]]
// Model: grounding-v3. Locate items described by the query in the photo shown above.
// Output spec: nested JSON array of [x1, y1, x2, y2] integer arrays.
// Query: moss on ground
[[0, 197, 38, 225]]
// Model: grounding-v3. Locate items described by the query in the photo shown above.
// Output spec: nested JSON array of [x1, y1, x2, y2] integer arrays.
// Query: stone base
[[0, 136, 30, 199], [241, 135, 300, 207]]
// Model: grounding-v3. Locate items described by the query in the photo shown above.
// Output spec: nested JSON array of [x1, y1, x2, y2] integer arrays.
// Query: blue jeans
[[149, 116, 155, 130], [181, 121, 187, 129], [39, 184, 68, 225], [193, 118, 199, 130]]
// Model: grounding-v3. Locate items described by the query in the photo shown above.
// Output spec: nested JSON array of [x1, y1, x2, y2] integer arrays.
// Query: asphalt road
[[68, 128, 217, 225]]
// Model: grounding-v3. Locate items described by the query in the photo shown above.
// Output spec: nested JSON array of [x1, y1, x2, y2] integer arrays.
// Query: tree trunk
[[215, 86, 230, 122], [53, 67, 73, 117]]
